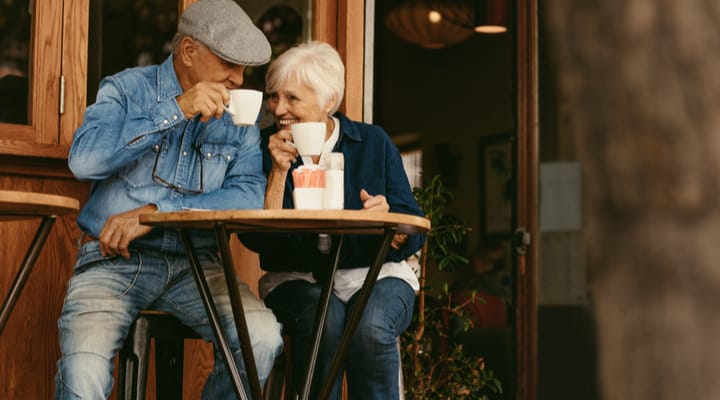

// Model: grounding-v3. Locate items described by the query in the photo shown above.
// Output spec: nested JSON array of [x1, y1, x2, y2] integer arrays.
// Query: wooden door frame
[[60, 0, 89, 148], [312, 0, 364, 120], [0, 0, 85, 174], [0, 0, 65, 158], [514, 0, 539, 399]]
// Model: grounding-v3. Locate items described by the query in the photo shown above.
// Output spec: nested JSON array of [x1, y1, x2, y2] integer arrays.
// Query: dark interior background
[[374, 2, 598, 399]]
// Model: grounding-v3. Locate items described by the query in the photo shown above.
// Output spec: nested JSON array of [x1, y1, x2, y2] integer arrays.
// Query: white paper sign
[[540, 162, 581, 231]]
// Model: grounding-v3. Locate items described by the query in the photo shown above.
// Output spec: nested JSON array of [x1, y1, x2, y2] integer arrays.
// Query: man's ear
[[179, 36, 197, 67]]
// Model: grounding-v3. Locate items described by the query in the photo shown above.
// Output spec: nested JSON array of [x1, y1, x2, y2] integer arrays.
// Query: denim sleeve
[[68, 75, 184, 181]]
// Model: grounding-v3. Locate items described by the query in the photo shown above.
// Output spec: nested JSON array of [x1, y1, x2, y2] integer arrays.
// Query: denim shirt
[[69, 55, 266, 254], [241, 112, 426, 271]]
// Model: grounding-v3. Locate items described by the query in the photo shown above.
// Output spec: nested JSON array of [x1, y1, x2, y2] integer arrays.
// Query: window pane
[[401, 148, 423, 189], [88, 0, 178, 103], [0, 0, 30, 125], [87, 0, 312, 110], [247, 3, 306, 128]]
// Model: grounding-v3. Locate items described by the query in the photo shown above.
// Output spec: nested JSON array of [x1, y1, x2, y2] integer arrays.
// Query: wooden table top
[[0, 190, 80, 218], [140, 209, 431, 235]]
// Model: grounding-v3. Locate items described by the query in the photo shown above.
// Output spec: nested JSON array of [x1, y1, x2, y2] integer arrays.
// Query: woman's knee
[[351, 280, 416, 349], [352, 314, 399, 351], [267, 281, 344, 334]]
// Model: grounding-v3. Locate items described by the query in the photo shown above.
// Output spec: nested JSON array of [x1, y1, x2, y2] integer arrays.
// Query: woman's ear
[[326, 94, 338, 114]]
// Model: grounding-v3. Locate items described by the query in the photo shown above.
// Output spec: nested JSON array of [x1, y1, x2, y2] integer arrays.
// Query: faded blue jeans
[[264, 277, 415, 400], [54, 241, 283, 400]]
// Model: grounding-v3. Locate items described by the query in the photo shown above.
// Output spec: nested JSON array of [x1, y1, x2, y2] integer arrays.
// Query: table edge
[[139, 209, 431, 233]]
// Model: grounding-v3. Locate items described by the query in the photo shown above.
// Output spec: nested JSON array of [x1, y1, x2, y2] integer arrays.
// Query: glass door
[[0, 0, 87, 161], [0, 0, 63, 145], [0, 0, 31, 126]]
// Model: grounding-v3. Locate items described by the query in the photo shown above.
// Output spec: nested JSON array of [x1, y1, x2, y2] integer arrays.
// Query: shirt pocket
[[197, 142, 238, 191], [119, 147, 159, 189]]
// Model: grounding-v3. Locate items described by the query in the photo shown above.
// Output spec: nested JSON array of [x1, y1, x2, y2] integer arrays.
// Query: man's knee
[[245, 309, 283, 379], [55, 352, 114, 399], [248, 309, 283, 350]]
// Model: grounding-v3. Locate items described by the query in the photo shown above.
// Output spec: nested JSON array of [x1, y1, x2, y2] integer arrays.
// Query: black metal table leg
[[299, 234, 345, 400], [317, 227, 397, 400], [214, 223, 263, 400], [178, 230, 249, 400], [0, 215, 56, 334]]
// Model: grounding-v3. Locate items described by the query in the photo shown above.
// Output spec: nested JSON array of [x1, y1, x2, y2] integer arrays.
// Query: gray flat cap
[[178, 0, 271, 66]]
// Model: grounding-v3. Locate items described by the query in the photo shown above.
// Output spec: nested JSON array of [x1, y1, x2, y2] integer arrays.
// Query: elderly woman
[[241, 41, 425, 399]]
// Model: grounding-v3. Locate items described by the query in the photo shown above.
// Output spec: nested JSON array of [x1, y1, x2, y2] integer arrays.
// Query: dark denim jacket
[[241, 112, 426, 271]]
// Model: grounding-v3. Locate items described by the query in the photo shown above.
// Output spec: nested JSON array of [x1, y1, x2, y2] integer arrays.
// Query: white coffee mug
[[223, 89, 263, 126], [290, 122, 326, 158]]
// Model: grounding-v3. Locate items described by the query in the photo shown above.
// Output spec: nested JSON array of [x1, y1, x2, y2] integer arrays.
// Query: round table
[[140, 209, 430, 400]]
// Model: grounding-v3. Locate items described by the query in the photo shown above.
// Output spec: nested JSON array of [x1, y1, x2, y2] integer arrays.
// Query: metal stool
[[262, 335, 294, 400], [117, 310, 200, 400]]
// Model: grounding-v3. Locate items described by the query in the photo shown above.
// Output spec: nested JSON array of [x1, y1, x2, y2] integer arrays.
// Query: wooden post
[[543, 2, 720, 399]]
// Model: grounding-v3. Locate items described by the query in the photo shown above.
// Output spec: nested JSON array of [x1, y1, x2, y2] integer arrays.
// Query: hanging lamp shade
[[473, 0, 508, 33], [384, 1, 475, 49]]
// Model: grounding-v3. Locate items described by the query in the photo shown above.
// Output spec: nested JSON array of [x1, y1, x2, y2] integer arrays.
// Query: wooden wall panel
[[0, 175, 88, 399]]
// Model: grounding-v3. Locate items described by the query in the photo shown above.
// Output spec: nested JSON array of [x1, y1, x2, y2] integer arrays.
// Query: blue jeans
[[264, 277, 415, 400], [54, 241, 283, 400]]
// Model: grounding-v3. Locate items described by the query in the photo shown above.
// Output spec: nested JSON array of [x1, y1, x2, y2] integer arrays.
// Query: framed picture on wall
[[479, 133, 514, 238]]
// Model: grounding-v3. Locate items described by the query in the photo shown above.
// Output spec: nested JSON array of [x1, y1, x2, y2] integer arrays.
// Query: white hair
[[265, 41, 345, 114]]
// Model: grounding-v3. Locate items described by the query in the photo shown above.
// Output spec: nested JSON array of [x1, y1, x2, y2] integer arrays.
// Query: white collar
[[318, 116, 340, 165]]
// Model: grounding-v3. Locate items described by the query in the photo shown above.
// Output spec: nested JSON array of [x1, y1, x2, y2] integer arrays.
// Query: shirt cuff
[[153, 99, 185, 131]]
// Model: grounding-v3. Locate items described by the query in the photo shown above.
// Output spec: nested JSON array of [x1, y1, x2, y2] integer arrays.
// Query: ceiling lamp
[[472, 0, 508, 33], [385, 0, 508, 49], [385, 1, 474, 49]]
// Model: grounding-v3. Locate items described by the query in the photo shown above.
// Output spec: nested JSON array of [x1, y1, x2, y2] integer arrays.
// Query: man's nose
[[228, 67, 245, 88]]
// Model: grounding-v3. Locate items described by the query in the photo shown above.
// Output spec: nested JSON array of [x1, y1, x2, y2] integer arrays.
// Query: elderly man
[[54, 0, 282, 398]]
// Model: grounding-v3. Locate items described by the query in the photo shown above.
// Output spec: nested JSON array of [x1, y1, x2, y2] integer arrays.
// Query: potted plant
[[401, 175, 503, 399]]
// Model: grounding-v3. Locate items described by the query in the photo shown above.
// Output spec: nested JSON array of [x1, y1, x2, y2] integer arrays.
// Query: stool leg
[[155, 336, 184, 399], [118, 317, 151, 400], [284, 339, 295, 400], [262, 352, 287, 400], [118, 335, 131, 400]]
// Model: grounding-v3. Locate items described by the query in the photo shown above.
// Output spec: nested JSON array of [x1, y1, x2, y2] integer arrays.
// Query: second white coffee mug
[[290, 121, 326, 157]]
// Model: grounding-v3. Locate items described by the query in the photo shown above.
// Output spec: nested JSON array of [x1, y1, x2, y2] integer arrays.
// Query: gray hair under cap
[[178, 0, 271, 66]]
